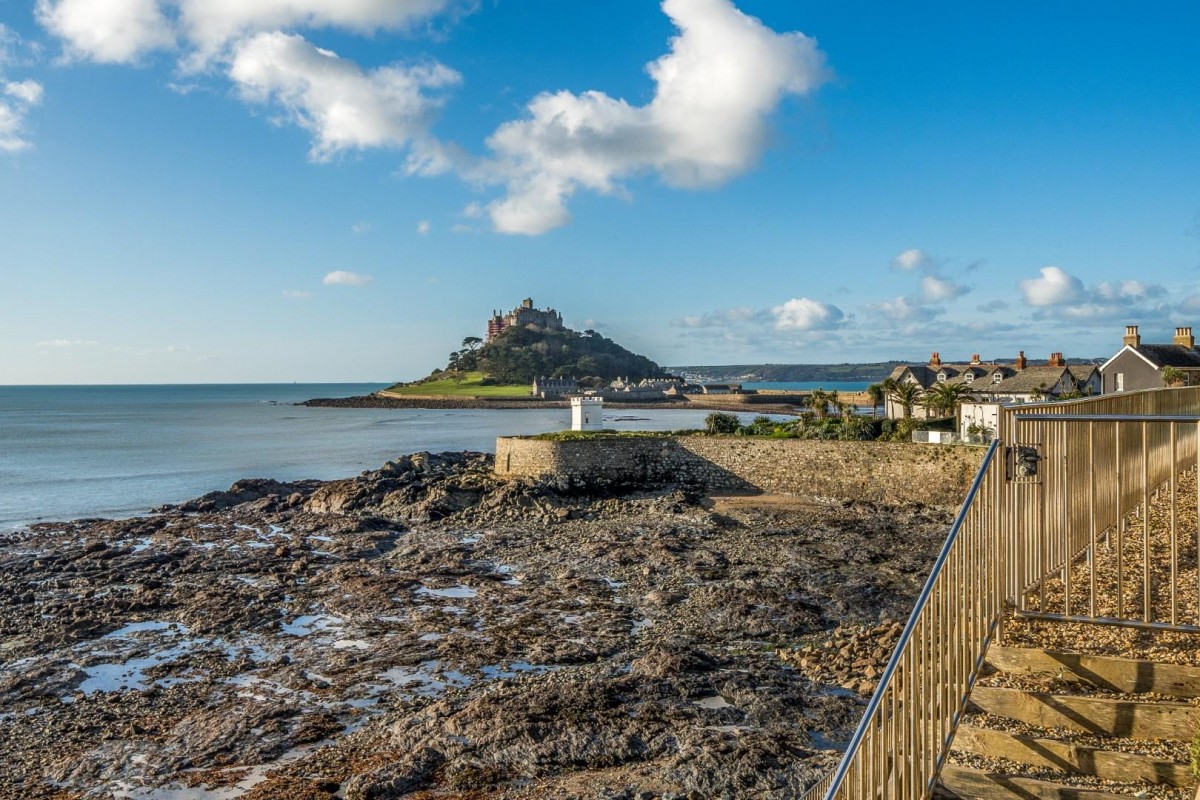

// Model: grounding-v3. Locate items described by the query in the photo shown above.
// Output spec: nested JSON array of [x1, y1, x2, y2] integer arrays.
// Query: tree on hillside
[[462, 336, 483, 352], [886, 381, 922, 420]]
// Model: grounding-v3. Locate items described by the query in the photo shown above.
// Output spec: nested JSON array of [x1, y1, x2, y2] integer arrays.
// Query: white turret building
[[570, 396, 603, 431]]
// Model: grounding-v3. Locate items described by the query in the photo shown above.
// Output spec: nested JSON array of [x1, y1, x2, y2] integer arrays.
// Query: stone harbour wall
[[494, 436, 987, 505]]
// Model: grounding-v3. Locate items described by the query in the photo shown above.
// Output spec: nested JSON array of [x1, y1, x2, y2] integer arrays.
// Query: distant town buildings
[[531, 376, 578, 399], [487, 298, 564, 342], [1100, 325, 1200, 392]]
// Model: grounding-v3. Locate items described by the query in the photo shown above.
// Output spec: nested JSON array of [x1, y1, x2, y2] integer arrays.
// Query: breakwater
[[495, 436, 986, 504]]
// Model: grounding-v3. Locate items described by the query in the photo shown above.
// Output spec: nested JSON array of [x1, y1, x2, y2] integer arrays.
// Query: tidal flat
[[0, 452, 957, 799]]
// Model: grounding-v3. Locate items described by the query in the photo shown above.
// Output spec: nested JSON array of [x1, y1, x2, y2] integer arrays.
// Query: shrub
[[704, 412, 741, 434], [839, 414, 875, 441]]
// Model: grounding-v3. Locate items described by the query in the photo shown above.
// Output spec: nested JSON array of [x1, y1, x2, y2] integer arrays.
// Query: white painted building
[[959, 401, 1002, 442], [570, 396, 604, 431]]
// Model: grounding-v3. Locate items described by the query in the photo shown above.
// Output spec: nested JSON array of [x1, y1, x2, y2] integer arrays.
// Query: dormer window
[[937, 371, 947, 382], [964, 372, 974, 383], [993, 372, 1003, 384]]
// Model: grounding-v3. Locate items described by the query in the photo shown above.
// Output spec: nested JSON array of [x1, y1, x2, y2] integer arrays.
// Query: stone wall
[[494, 436, 987, 505]]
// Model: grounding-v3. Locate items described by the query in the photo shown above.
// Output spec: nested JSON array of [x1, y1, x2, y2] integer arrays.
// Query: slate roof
[[1133, 344, 1200, 369], [975, 366, 1074, 396]]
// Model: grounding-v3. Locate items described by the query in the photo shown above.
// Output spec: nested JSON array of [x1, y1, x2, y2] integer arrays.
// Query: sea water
[[0, 384, 776, 530]]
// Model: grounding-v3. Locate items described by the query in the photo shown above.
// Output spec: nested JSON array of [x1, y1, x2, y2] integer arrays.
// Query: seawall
[[494, 436, 986, 505]]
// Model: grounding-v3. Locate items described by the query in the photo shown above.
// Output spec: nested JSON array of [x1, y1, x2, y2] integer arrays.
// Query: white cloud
[[35, 0, 175, 64], [229, 32, 459, 162], [875, 295, 921, 321], [0, 28, 44, 153], [892, 248, 926, 271], [1019, 266, 1084, 306], [416, 219, 431, 235], [351, 221, 372, 234], [921, 275, 968, 303], [36, 0, 453, 65], [322, 270, 373, 286], [177, 0, 455, 63], [479, 0, 827, 234], [37, 338, 98, 347], [1093, 280, 1164, 302], [771, 298, 844, 331]]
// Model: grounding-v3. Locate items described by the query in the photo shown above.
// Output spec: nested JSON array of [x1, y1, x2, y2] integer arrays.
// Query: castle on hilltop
[[487, 298, 564, 342]]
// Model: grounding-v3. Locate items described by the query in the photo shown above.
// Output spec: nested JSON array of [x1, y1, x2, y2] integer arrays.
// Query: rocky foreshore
[[0, 451, 958, 799]]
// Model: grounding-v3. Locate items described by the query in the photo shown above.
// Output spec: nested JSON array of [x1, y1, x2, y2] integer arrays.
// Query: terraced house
[[884, 352, 1100, 420]]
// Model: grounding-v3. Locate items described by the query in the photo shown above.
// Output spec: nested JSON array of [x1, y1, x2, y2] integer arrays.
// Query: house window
[[964, 373, 974, 383], [1116, 373, 1124, 392], [937, 372, 947, 382], [993, 372, 1003, 384]]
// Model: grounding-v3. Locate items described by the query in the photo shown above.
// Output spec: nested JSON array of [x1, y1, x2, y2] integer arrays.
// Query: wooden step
[[938, 764, 1137, 799], [987, 646, 1200, 698], [953, 724, 1193, 786], [970, 686, 1200, 740]]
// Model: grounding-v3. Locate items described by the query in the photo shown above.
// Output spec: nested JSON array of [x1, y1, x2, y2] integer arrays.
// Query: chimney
[[970, 354, 981, 365], [1124, 325, 1141, 347], [1015, 351, 1027, 370], [929, 352, 941, 367], [1174, 326, 1195, 349], [1048, 352, 1065, 367]]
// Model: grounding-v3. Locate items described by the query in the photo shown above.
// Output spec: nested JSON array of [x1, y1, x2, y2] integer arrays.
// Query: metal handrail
[[801, 386, 1200, 799], [815, 440, 1001, 799]]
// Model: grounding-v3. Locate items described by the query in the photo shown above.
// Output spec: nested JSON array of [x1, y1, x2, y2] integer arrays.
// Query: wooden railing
[[803, 386, 1200, 799]]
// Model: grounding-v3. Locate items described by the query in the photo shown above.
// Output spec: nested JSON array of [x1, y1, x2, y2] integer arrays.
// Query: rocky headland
[[0, 451, 960, 799]]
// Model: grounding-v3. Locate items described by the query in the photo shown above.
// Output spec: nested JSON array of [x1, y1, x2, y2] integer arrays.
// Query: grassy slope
[[382, 372, 531, 398]]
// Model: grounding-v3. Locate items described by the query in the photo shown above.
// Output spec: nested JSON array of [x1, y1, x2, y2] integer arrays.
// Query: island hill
[[307, 298, 828, 411]]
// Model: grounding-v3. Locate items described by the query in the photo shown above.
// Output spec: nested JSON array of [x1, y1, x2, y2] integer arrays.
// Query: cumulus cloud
[[920, 275, 968, 303], [322, 270, 373, 286], [0, 27, 44, 152], [416, 219, 431, 235], [478, 0, 828, 234], [1019, 266, 1084, 306], [36, 0, 175, 63], [892, 248, 927, 271], [771, 298, 844, 331], [230, 32, 459, 161], [35, 0, 453, 65]]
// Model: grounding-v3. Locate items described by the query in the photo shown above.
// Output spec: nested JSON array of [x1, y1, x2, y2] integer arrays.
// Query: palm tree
[[1162, 366, 1186, 387], [806, 389, 833, 419], [865, 382, 886, 418], [886, 381, 922, 420], [922, 382, 974, 424]]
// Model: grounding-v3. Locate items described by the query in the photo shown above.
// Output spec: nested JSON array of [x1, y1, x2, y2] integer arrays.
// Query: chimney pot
[[1124, 325, 1141, 348], [1015, 351, 1027, 370], [929, 352, 941, 366], [971, 354, 981, 365], [1174, 326, 1195, 348]]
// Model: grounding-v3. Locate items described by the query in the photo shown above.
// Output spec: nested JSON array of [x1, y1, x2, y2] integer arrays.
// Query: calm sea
[[0, 384, 776, 530], [740, 381, 872, 392]]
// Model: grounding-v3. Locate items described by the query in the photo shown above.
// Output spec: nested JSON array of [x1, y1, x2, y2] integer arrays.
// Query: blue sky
[[2, 0, 1199, 384]]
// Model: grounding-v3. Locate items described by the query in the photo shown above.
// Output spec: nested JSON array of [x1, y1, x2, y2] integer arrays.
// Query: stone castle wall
[[494, 436, 987, 505]]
